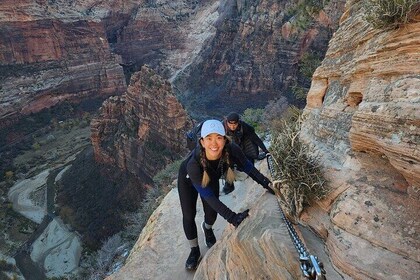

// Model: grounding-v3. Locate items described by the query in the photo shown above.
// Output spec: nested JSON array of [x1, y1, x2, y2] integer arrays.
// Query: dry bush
[[269, 106, 328, 219], [81, 234, 125, 280], [364, 0, 420, 29]]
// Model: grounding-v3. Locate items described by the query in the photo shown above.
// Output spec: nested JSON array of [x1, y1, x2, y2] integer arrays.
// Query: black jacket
[[184, 142, 270, 221], [224, 120, 268, 159]]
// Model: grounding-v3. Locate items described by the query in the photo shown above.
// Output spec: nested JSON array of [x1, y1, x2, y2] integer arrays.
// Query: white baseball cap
[[200, 119, 226, 138]]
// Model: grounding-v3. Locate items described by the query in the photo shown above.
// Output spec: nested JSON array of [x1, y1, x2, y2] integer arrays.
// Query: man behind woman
[[222, 112, 270, 194]]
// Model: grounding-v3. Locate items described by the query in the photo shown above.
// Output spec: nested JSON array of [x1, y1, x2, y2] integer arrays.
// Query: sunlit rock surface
[[301, 1, 420, 278]]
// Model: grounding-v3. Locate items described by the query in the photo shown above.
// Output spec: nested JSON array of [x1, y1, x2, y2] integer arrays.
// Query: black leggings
[[178, 159, 219, 240]]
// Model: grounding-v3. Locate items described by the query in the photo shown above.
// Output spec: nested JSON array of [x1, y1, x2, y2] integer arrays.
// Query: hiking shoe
[[201, 222, 216, 248], [222, 182, 235, 195], [185, 246, 201, 270]]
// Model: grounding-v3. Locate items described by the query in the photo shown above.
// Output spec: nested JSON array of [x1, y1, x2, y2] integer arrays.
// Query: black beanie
[[227, 112, 240, 122]]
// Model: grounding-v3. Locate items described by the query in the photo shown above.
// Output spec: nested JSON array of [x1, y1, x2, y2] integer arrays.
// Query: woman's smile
[[200, 133, 226, 160]]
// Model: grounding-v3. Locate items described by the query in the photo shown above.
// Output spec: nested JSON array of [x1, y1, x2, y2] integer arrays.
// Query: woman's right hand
[[229, 209, 250, 227]]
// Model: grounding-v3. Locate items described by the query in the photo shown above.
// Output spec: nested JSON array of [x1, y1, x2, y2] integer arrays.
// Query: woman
[[178, 119, 275, 270]]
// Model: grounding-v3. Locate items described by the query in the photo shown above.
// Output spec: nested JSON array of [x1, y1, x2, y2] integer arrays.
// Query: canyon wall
[[105, 1, 419, 279], [91, 66, 192, 178], [0, 1, 130, 130], [173, 0, 346, 118], [1, 0, 345, 136], [300, 0, 419, 278]]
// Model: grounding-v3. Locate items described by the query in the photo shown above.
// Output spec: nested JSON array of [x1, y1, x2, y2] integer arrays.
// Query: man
[[222, 112, 270, 194]]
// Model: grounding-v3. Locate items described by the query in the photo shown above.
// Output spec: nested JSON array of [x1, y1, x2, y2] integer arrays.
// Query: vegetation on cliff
[[364, 0, 420, 28], [270, 107, 328, 218]]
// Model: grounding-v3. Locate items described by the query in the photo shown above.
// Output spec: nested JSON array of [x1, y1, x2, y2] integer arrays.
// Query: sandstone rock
[[106, 163, 310, 280], [91, 66, 191, 178], [301, 1, 420, 278], [0, 19, 126, 129], [195, 195, 300, 280]]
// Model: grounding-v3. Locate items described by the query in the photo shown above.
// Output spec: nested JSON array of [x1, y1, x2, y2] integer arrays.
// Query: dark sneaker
[[222, 182, 235, 195], [185, 246, 201, 270], [201, 222, 216, 248]]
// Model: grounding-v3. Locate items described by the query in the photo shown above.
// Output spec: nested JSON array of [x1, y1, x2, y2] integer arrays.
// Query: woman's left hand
[[261, 178, 275, 195]]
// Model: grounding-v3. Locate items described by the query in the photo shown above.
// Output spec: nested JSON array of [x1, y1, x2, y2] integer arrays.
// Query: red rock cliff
[[0, 2, 128, 129], [91, 66, 191, 178], [172, 0, 346, 118]]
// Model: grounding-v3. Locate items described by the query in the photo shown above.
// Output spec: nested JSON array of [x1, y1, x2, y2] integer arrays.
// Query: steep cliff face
[[0, 1, 128, 130], [91, 66, 191, 178], [112, 0, 220, 79], [1, 0, 344, 138], [105, 1, 419, 280], [173, 0, 346, 118], [301, 1, 419, 278]]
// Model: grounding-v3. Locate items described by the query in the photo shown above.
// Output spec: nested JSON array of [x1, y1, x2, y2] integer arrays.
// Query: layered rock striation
[[0, 2, 128, 130], [301, 1, 420, 278], [106, 165, 307, 280], [91, 65, 191, 178]]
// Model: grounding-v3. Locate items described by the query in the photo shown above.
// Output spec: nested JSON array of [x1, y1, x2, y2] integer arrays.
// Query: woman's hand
[[229, 209, 250, 227], [261, 177, 275, 195]]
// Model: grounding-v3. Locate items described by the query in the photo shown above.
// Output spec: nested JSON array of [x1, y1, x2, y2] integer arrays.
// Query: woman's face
[[200, 133, 226, 160]]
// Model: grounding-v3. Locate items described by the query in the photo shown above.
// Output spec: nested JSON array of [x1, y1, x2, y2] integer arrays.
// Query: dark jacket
[[224, 120, 269, 159]]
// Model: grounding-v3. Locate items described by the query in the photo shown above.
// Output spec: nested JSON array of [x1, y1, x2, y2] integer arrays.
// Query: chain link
[[266, 155, 326, 280]]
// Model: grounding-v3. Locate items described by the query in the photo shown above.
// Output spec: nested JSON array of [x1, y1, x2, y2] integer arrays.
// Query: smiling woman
[[199, 119, 227, 158], [177, 119, 276, 270]]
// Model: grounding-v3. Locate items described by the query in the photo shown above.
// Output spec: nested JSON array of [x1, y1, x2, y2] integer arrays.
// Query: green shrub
[[364, 0, 419, 29], [241, 108, 266, 133], [269, 106, 328, 219], [153, 159, 182, 187], [299, 52, 321, 80], [32, 142, 41, 150], [291, 84, 308, 102], [284, 0, 330, 31]]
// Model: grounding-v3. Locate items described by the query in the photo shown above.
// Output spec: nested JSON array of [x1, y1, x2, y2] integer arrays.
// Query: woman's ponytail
[[200, 148, 210, 187]]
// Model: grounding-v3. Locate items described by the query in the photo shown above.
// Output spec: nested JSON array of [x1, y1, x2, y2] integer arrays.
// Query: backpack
[[186, 121, 204, 151]]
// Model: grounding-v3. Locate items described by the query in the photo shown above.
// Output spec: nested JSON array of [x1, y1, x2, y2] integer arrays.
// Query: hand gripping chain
[[266, 155, 326, 280]]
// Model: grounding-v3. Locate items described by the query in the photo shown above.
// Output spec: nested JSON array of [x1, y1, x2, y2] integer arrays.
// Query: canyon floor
[[0, 124, 91, 278]]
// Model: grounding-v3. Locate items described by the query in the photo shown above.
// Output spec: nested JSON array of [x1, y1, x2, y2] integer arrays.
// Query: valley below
[[0, 124, 91, 278]]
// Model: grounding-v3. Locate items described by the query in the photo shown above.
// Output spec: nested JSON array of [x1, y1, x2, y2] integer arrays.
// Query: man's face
[[227, 121, 239, 131]]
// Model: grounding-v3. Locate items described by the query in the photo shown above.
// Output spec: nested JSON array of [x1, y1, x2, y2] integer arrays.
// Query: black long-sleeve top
[[185, 142, 268, 221]]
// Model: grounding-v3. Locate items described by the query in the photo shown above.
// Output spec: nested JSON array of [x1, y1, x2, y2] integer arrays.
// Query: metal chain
[[266, 155, 326, 280]]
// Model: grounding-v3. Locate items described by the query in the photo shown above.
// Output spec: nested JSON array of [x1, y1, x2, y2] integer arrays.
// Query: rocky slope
[[91, 65, 191, 178], [105, 1, 419, 279]]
